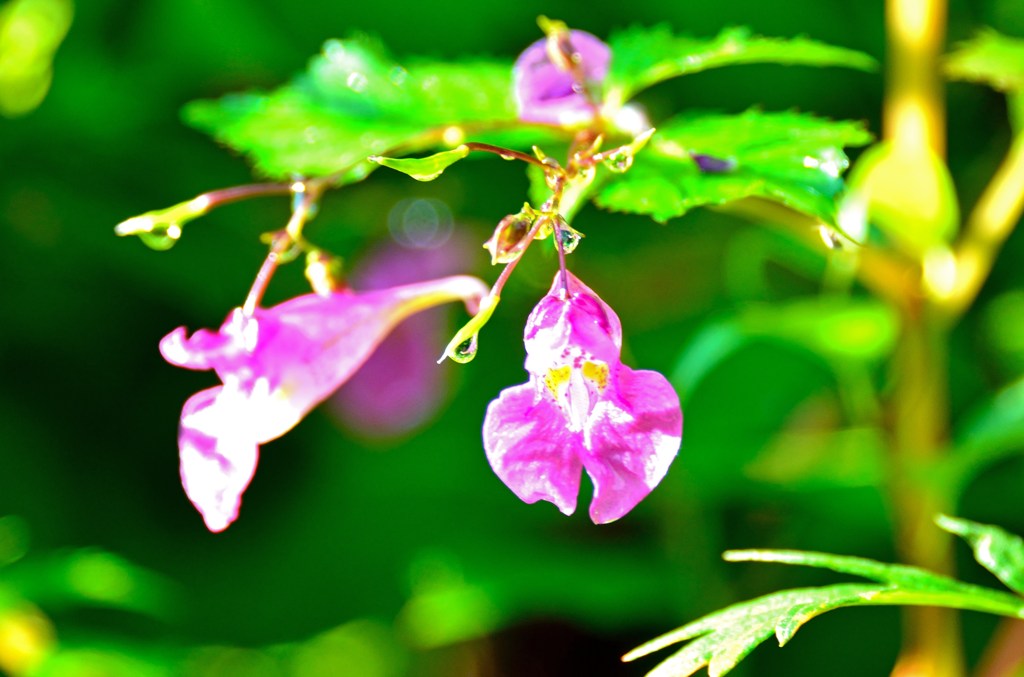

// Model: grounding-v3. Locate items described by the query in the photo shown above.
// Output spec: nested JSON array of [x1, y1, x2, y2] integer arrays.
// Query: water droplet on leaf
[[389, 66, 408, 86], [346, 71, 368, 92], [138, 222, 181, 251], [605, 153, 633, 173], [558, 226, 583, 254]]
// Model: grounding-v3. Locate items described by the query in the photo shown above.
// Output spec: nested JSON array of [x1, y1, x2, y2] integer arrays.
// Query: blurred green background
[[2, 0, 1023, 674]]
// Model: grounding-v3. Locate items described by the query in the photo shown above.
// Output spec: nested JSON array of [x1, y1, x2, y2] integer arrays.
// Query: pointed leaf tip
[[937, 515, 1024, 596], [369, 145, 470, 181]]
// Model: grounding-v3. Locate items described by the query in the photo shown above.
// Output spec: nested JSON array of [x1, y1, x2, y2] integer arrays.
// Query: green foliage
[[948, 377, 1024, 491], [594, 110, 871, 224], [184, 35, 523, 180], [672, 297, 896, 404], [625, 521, 1024, 677], [624, 583, 888, 677], [936, 515, 1024, 596], [3, 548, 177, 618], [838, 141, 960, 252], [946, 30, 1024, 93], [605, 26, 877, 104], [0, 0, 73, 117], [370, 145, 470, 181]]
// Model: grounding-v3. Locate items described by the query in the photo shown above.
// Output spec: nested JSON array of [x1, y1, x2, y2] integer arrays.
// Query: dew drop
[[346, 71, 368, 92], [559, 227, 582, 254], [138, 221, 181, 251], [605, 153, 633, 173], [817, 224, 843, 250], [451, 336, 478, 363], [389, 66, 408, 86]]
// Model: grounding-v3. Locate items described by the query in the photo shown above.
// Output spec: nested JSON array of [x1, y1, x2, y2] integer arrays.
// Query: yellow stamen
[[544, 365, 571, 399]]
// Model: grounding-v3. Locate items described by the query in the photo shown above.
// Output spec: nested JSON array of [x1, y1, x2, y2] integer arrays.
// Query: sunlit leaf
[[937, 515, 1024, 596], [946, 30, 1024, 93], [606, 26, 877, 104], [370, 145, 470, 181], [627, 540, 1024, 677], [722, 549, 958, 589], [184, 35, 525, 180], [838, 142, 959, 254], [594, 110, 871, 224], [625, 583, 887, 677]]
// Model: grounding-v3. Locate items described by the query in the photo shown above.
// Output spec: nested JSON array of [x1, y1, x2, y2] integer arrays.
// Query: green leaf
[[948, 377, 1024, 490], [626, 543, 1024, 677], [937, 515, 1024, 596], [4, 548, 178, 618], [594, 110, 871, 225], [0, 0, 74, 117], [672, 297, 895, 402], [370, 145, 470, 181], [184, 35, 525, 180], [0, 516, 29, 568], [606, 26, 877, 104], [837, 142, 959, 253], [624, 583, 888, 677], [723, 549, 959, 590], [946, 30, 1024, 93], [746, 426, 887, 490]]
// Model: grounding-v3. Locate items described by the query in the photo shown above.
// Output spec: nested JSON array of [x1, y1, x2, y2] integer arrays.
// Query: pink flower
[[513, 29, 610, 126], [483, 272, 682, 523], [331, 236, 471, 438], [161, 275, 489, 532]]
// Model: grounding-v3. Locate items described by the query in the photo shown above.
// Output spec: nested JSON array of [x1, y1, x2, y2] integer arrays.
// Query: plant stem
[[464, 142, 549, 168], [884, 0, 947, 157], [888, 305, 961, 677], [883, 0, 962, 674], [242, 183, 320, 315], [942, 133, 1024, 319]]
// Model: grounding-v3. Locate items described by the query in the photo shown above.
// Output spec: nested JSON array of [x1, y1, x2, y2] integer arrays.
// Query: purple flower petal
[[581, 367, 682, 524], [483, 270, 683, 523], [177, 387, 259, 533], [514, 30, 610, 126], [164, 275, 489, 531], [483, 383, 583, 515], [331, 237, 471, 437]]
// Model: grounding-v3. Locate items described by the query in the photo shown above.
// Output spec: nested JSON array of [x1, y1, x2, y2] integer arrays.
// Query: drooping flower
[[483, 271, 682, 523], [331, 235, 472, 438], [161, 275, 489, 532], [513, 29, 610, 126]]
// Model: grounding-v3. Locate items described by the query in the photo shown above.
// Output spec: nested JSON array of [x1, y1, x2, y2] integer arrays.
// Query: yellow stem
[[883, 0, 963, 675], [941, 134, 1024, 319]]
